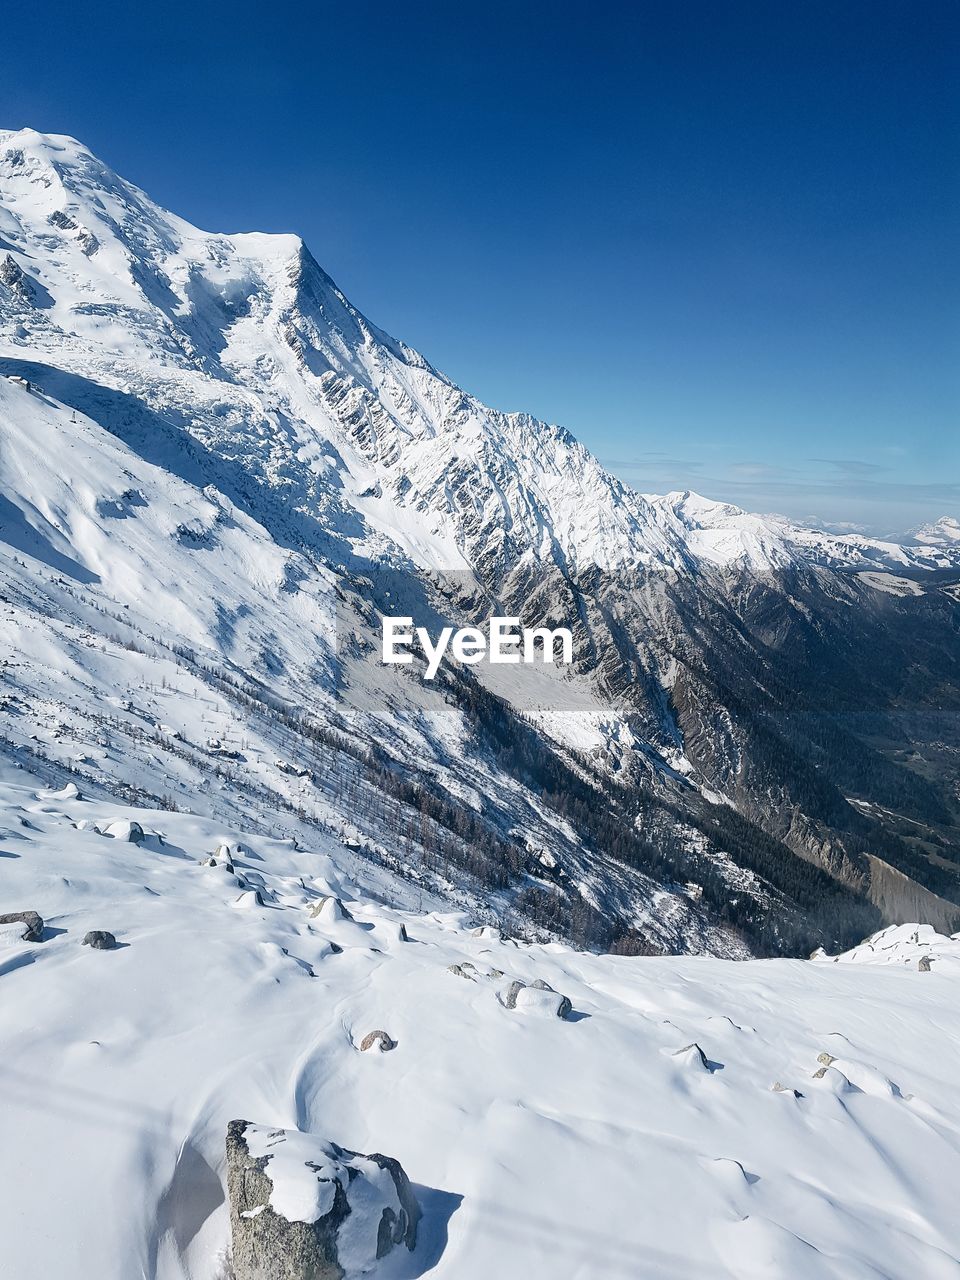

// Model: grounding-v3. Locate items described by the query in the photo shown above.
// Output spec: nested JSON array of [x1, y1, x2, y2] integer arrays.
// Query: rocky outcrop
[[0, 910, 43, 941], [226, 1120, 419, 1280]]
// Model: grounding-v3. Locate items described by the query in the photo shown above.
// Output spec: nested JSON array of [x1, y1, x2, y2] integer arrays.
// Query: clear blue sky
[[2, 0, 957, 532]]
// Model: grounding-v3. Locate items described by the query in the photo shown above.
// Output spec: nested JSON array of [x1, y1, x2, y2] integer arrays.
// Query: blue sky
[[2, 0, 956, 532]]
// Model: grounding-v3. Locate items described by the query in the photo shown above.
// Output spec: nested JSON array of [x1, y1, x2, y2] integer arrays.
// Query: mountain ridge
[[2, 126, 959, 960]]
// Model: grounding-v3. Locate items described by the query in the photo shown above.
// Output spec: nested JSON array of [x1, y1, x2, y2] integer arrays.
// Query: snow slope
[[2, 763, 960, 1280]]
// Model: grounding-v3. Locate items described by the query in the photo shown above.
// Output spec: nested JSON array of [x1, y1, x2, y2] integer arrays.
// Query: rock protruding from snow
[[226, 1120, 419, 1279], [0, 910, 43, 942], [82, 930, 117, 950], [359, 1030, 396, 1053], [498, 977, 572, 1018], [308, 896, 353, 923], [672, 1043, 711, 1072], [103, 819, 144, 844]]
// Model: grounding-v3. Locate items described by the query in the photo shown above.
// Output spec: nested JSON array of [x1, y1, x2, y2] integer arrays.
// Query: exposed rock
[[447, 962, 478, 980], [234, 889, 264, 909], [0, 253, 35, 301], [673, 1043, 710, 1071], [817, 1051, 836, 1067], [359, 1030, 396, 1053], [919, 955, 932, 972], [0, 910, 43, 942], [499, 978, 572, 1018], [226, 1120, 420, 1280], [308, 896, 353, 923], [499, 979, 526, 1010], [771, 1082, 804, 1098], [82, 930, 118, 949], [103, 819, 145, 843]]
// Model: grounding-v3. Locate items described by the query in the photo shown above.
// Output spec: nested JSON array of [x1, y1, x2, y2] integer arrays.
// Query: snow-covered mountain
[[2, 127, 959, 967], [2, 126, 960, 1280], [1, 127, 954, 582], [657, 490, 960, 574]]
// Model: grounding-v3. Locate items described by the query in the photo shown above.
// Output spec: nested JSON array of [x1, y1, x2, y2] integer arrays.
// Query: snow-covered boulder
[[36, 782, 82, 802], [308, 896, 353, 923], [233, 889, 264, 909], [103, 819, 145, 843], [498, 978, 572, 1018], [226, 1120, 420, 1279]]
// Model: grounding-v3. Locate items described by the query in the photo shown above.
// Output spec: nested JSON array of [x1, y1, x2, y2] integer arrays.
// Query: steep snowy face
[[0, 127, 691, 578]]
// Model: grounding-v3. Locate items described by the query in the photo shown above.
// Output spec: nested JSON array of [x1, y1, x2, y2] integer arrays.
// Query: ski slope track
[[1, 128, 959, 1276]]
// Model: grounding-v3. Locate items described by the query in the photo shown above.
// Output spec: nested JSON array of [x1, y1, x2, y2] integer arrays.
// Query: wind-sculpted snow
[[2, 764, 960, 1279]]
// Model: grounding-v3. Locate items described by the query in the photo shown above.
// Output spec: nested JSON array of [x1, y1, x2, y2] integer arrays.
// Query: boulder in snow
[[226, 1120, 419, 1279], [359, 1030, 396, 1053], [672, 1043, 710, 1072], [0, 910, 44, 942], [499, 978, 572, 1019], [234, 889, 264, 909], [103, 819, 145, 843], [37, 782, 82, 802], [82, 930, 118, 950], [308, 896, 353, 923]]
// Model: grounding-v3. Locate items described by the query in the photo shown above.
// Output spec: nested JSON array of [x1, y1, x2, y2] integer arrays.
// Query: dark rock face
[[0, 910, 43, 942], [226, 1120, 420, 1280], [82, 930, 118, 949]]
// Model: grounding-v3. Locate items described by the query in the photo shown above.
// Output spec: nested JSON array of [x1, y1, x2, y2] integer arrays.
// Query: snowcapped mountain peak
[[914, 515, 960, 546], [0, 127, 956, 588]]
